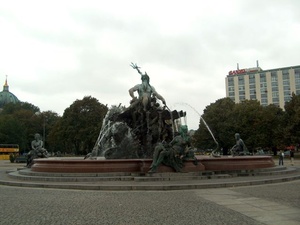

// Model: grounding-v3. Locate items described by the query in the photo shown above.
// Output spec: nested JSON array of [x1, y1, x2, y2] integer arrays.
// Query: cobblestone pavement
[[0, 159, 299, 225], [0, 180, 299, 225]]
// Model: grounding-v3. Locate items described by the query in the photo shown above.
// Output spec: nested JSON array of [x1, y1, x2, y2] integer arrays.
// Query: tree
[[284, 93, 300, 146], [48, 96, 108, 155], [0, 102, 61, 153], [0, 115, 27, 152], [1, 102, 39, 115], [231, 100, 263, 152], [193, 98, 285, 154], [33, 111, 61, 153], [260, 104, 285, 149], [193, 98, 235, 151], [0, 102, 40, 152]]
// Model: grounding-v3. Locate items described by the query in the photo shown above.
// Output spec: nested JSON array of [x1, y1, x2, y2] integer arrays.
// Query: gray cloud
[[1, 0, 299, 129]]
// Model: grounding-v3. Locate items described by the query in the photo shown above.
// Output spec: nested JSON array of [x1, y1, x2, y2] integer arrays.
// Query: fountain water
[[173, 103, 220, 155], [90, 102, 187, 159]]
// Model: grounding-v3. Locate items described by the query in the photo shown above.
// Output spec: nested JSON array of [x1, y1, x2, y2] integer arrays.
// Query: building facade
[[225, 65, 300, 109]]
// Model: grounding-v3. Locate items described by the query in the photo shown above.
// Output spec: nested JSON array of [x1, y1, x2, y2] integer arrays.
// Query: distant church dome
[[0, 77, 20, 108]]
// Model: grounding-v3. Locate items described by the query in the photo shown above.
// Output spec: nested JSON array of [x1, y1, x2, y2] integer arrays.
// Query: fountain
[[30, 63, 275, 173]]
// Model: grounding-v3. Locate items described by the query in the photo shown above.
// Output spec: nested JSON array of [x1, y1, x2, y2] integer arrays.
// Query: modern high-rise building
[[225, 63, 300, 109]]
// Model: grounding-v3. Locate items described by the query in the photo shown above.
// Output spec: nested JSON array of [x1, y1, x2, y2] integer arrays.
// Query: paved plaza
[[0, 159, 299, 225]]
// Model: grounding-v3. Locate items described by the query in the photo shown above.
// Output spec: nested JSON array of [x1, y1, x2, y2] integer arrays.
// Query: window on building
[[260, 87, 267, 93], [282, 69, 289, 75], [271, 76, 277, 83], [294, 69, 300, 93], [284, 96, 291, 102], [229, 87, 234, 92], [249, 74, 255, 84], [238, 78, 244, 85], [282, 72, 289, 80], [261, 98, 268, 105], [261, 82, 267, 88], [271, 72, 278, 88], [260, 83, 267, 88], [228, 77, 234, 86], [272, 99, 279, 105], [271, 81, 278, 87], [283, 80, 290, 86], [249, 84, 256, 89], [261, 93, 267, 98], [271, 71, 277, 77], [260, 73, 266, 82]]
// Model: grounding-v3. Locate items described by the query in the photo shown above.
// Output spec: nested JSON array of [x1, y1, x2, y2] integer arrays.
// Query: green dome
[[0, 78, 20, 108]]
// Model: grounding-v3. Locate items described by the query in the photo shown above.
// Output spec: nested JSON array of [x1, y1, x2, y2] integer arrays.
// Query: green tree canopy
[[48, 96, 108, 155], [193, 98, 285, 154], [0, 115, 26, 151], [1, 102, 39, 115], [284, 93, 300, 146], [0, 102, 41, 152], [193, 98, 235, 151]]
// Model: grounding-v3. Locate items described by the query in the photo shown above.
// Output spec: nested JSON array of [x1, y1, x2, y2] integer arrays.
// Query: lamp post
[[43, 116, 46, 148]]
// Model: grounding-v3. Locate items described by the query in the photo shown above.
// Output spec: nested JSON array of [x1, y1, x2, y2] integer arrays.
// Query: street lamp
[[43, 116, 46, 148]]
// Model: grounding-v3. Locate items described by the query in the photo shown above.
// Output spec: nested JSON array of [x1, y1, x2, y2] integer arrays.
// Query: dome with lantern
[[0, 77, 20, 109]]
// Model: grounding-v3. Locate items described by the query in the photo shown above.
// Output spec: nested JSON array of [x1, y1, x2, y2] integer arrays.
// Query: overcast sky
[[0, 0, 299, 130]]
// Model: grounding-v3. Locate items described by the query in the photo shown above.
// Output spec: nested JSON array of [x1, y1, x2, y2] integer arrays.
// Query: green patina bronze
[[149, 125, 197, 173], [89, 63, 196, 172]]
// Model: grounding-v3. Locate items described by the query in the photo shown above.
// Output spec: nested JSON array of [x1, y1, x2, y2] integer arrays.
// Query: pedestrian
[[279, 150, 284, 166], [290, 150, 294, 166]]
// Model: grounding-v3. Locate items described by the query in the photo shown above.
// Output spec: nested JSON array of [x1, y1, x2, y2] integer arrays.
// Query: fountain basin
[[200, 155, 275, 171], [31, 156, 274, 173]]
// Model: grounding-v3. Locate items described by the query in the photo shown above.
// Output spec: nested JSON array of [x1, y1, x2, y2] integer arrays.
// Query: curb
[[1, 167, 300, 191]]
